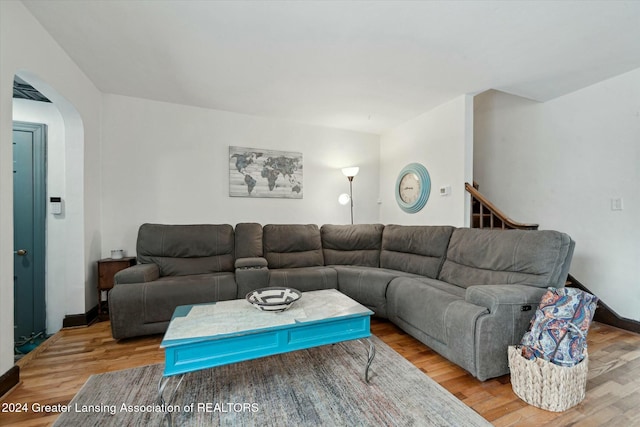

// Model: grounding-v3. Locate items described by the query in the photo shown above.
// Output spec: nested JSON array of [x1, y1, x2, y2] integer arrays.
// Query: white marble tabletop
[[161, 289, 372, 346]]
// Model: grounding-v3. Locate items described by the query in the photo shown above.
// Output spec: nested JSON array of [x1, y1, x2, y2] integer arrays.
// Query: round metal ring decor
[[395, 163, 431, 214]]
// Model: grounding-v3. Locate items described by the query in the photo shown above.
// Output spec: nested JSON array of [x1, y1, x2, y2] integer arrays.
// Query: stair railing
[[465, 182, 539, 230]]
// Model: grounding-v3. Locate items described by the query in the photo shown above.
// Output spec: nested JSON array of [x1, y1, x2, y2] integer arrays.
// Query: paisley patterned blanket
[[519, 287, 598, 366]]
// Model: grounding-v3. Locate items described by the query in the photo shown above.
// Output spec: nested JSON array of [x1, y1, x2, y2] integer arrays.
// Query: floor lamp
[[339, 167, 359, 224]]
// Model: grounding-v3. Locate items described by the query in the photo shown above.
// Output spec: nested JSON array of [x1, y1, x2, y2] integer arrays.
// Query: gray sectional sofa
[[109, 222, 575, 381]]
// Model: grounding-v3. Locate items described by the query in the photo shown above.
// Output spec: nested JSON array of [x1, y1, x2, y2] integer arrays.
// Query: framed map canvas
[[229, 146, 303, 198]]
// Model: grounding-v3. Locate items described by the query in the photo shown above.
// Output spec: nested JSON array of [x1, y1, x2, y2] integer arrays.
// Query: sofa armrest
[[235, 257, 269, 298], [114, 263, 159, 285], [235, 257, 269, 269], [465, 284, 548, 380], [465, 285, 546, 314]]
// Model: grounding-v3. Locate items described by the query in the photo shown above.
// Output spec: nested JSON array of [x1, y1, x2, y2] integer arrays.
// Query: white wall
[[12, 99, 70, 333], [100, 94, 380, 256], [474, 68, 640, 321], [379, 95, 473, 226], [0, 1, 102, 375]]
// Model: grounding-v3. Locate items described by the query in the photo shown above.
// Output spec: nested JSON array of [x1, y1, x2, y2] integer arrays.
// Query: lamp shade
[[341, 167, 359, 178]]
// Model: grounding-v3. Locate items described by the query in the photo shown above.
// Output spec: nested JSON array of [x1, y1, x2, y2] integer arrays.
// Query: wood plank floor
[[1, 319, 639, 426]]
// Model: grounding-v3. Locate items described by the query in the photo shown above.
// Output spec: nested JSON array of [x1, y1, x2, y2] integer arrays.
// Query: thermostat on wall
[[50, 197, 63, 215], [439, 186, 451, 196]]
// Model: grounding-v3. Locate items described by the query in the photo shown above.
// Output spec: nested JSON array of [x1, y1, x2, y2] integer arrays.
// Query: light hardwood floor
[[1, 319, 639, 426]]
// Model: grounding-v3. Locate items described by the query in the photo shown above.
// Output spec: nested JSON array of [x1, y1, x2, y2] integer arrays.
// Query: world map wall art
[[229, 146, 303, 198]]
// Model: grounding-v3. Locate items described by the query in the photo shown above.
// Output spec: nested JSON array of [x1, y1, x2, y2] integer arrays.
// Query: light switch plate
[[611, 198, 624, 211]]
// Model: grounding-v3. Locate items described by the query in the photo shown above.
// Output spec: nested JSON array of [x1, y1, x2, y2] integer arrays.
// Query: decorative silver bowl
[[246, 287, 302, 312]]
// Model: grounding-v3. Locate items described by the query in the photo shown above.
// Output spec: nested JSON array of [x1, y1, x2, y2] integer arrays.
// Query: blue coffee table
[[157, 289, 375, 418]]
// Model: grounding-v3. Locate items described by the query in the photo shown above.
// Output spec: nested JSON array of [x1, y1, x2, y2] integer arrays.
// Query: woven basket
[[508, 346, 588, 412]]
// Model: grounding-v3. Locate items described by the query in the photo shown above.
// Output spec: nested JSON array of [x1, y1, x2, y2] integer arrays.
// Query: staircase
[[466, 182, 640, 334], [466, 182, 538, 230]]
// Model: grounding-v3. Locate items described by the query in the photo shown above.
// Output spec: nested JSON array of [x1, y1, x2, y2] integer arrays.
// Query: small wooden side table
[[97, 256, 136, 320]]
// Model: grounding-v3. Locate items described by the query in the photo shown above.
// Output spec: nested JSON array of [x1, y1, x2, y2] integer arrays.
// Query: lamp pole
[[348, 175, 354, 224]]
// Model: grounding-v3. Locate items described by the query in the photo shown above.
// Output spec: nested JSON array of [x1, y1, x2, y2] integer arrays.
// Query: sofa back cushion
[[263, 224, 324, 268], [438, 228, 575, 288], [136, 223, 235, 276], [235, 222, 263, 258], [380, 225, 455, 278], [321, 224, 384, 267]]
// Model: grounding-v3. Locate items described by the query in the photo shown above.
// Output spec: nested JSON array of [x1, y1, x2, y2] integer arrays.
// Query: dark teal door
[[13, 122, 47, 344]]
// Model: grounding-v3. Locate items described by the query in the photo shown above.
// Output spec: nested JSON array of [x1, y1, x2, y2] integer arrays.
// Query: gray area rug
[[54, 336, 490, 426]]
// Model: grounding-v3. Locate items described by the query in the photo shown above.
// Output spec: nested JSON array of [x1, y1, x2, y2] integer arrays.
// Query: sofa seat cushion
[[334, 266, 458, 316], [333, 266, 398, 318], [137, 223, 235, 276], [380, 225, 454, 278], [387, 277, 487, 345], [438, 228, 575, 289], [267, 266, 337, 292], [321, 224, 384, 267], [410, 277, 467, 298], [142, 273, 237, 324], [263, 224, 324, 268]]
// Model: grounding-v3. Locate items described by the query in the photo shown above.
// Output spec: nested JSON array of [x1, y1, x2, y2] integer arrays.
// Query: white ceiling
[[22, 0, 640, 134]]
